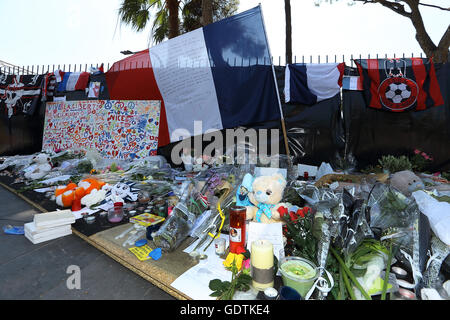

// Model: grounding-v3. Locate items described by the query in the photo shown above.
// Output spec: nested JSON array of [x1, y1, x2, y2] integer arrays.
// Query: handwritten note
[[246, 222, 285, 261], [149, 28, 222, 141]]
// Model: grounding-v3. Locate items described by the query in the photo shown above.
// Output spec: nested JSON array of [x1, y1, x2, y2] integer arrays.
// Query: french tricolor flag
[[148, 6, 281, 143], [342, 75, 363, 91], [54, 70, 90, 92], [284, 63, 345, 105]]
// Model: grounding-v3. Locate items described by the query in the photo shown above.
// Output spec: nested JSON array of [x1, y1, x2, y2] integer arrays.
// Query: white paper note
[[246, 222, 284, 261]]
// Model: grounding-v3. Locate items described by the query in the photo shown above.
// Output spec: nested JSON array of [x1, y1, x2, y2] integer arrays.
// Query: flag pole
[[258, 4, 292, 164]]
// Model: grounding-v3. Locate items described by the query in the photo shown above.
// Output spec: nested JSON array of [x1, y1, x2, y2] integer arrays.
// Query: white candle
[[251, 240, 274, 290]]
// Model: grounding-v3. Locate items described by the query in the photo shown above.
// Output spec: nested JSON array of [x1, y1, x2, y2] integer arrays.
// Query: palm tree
[[285, 0, 292, 64], [202, 0, 213, 26], [118, 0, 180, 43], [119, 0, 239, 44]]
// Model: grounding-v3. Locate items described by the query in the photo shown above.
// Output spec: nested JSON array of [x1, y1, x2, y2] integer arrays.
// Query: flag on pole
[[355, 58, 444, 112], [148, 6, 281, 143], [284, 63, 345, 105]]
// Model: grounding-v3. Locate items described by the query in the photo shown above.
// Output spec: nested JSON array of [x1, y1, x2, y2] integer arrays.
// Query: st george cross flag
[[284, 63, 345, 105], [148, 6, 281, 143], [54, 70, 90, 92], [355, 58, 444, 112]]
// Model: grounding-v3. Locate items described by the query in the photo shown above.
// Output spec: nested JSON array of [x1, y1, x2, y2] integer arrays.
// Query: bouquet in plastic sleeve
[[366, 183, 423, 289], [152, 202, 196, 252]]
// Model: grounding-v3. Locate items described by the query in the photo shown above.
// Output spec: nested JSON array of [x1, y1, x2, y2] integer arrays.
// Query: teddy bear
[[245, 173, 288, 224], [390, 170, 425, 197], [24, 153, 52, 180]]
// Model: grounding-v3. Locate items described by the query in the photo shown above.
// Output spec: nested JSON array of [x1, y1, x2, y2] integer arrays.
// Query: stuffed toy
[[390, 170, 425, 197], [55, 178, 106, 208], [245, 173, 288, 224], [81, 187, 108, 208], [103, 181, 139, 204], [24, 153, 52, 180], [236, 173, 254, 207]]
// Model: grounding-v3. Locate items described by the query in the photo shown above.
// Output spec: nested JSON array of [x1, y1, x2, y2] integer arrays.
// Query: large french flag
[[54, 70, 90, 92], [284, 63, 345, 105], [148, 6, 281, 143]]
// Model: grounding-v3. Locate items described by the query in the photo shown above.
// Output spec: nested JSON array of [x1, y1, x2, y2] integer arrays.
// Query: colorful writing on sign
[[42, 100, 161, 159]]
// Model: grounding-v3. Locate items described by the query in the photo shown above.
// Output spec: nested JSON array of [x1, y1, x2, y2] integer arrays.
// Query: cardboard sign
[[42, 100, 161, 159]]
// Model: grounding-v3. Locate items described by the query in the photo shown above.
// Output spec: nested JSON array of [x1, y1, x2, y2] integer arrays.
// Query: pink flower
[[433, 172, 440, 176], [243, 259, 251, 270], [414, 149, 420, 155], [421, 152, 427, 158]]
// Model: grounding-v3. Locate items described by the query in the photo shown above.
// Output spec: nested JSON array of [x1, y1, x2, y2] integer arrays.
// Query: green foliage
[[118, 0, 239, 44], [76, 160, 93, 174], [410, 149, 434, 172], [377, 155, 412, 173], [208, 258, 251, 300], [282, 209, 317, 264]]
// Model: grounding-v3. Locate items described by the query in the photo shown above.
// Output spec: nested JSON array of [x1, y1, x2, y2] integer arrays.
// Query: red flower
[[278, 206, 288, 218], [235, 245, 247, 255]]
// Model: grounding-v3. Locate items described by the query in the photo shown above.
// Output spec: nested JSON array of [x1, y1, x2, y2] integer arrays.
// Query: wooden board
[[0, 181, 197, 300]]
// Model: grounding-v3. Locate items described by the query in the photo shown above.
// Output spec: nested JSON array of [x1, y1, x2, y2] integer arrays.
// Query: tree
[[285, 0, 292, 64], [118, 0, 180, 43], [202, 0, 213, 26], [118, 0, 239, 44], [315, 0, 450, 63]]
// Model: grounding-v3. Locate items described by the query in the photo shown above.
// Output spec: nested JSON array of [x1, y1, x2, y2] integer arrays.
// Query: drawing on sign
[[42, 100, 161, 160]]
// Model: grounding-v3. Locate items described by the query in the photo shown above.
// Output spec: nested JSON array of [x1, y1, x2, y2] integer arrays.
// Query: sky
[[0, 0, 448, 69]]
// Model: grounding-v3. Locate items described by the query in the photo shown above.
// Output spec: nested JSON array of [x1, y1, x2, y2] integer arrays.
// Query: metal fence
[[0, 52, 436, 75]]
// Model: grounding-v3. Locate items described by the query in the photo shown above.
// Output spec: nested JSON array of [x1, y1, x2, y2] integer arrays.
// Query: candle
[[251, 240, 274, 290]]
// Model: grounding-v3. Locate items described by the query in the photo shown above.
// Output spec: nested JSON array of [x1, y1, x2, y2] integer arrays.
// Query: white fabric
[[412, 190, 450, 245], [284, 64, 291, 103], [306, 63, 342, 102], [149, 28, 223, 143]]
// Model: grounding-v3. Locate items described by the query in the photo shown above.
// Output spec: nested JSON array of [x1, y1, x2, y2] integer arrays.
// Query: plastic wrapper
[[422, 235, 450, 290], [0, 154, 35, 172], [332, 189, 374, 257], [152, 202, 196, 252], [366, 183, 423, 289]]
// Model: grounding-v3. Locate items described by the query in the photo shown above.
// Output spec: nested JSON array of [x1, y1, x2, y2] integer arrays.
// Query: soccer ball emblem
[[378, 77, 418, 111], [385, 82, 411, 104]]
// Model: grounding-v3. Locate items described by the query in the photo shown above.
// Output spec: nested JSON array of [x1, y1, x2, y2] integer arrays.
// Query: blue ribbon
[[255, 203, 275, 222]]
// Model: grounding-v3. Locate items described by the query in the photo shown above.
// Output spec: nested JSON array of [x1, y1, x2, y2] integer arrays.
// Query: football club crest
[[377, 59, 418, 111]]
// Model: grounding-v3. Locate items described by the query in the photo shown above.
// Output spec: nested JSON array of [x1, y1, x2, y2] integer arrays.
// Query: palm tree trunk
[[202, 0, 213, 26], [285, 0, 292, 65], [167, 0, 180, 39]]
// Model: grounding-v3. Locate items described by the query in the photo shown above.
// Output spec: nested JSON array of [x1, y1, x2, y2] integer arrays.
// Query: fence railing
[[0, 52, 438, 75]]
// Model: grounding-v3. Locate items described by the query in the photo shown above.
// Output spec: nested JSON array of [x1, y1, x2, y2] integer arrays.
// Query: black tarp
[[158, 65, 345, 167], [0, 73, 110, 156], [343, 62, 450, 171]]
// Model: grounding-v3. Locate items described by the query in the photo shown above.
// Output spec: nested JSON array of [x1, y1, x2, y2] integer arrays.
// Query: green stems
[[342, 266, 357, 300], [330, 246, 372, 300], [381, 243, 393, 300]]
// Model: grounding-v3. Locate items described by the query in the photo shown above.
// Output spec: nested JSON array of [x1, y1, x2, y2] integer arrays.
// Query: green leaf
[[237, 274, 252, 285], [209, 291, 222, 297], [209, 279, 223, 291], [220, 281, 231, 290]]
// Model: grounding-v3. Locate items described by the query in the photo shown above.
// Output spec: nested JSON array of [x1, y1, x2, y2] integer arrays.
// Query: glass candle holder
[[108, 203, 124, 223]]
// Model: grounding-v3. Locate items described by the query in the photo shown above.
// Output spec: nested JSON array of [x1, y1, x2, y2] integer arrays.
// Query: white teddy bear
[[24, 153, 52, 180]]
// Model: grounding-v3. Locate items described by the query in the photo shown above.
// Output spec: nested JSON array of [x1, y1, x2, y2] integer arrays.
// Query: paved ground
[[0, 186, 174, 300]]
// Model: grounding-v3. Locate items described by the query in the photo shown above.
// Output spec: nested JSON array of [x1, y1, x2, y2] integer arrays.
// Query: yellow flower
[[223, 252, 245, 271]]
